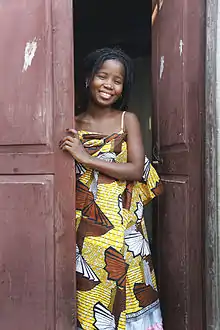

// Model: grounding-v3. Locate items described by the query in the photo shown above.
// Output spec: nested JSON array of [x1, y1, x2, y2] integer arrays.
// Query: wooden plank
[[52, 0, 76, 328], [205, 0, 220, 328]]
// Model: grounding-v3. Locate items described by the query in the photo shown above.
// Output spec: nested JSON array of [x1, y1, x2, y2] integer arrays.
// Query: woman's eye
[[97, 75, 105, 80], [115, 80, 122, 85]]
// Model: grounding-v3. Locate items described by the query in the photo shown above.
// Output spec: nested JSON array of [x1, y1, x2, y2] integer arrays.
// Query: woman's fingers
[[60, 140, 73, 149], [66, 128, 77, 134], [66, 128, 79, 139], [59, 136, 76, 147], [62, 145, 72, 152], [59, 130, 80, 147], [63, 135, 75, 142], [59, 129, 82, 158]]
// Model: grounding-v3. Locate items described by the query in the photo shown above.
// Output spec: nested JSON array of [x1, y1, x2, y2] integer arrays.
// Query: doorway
[[0, 0, 206, 329], [73, 1, 206, 329], [74, 0, 154, 240]]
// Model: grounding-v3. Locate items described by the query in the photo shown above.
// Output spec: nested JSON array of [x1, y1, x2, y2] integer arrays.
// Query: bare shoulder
[[75, 113, 86, 130], [124, 111, 139, 121], [124, 111, 140, 131], [75, 113, 84, 121], [111, 109, 125, 118], [124, 110, 144, 163]]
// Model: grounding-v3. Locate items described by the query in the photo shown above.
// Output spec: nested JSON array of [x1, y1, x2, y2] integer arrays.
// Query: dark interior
[[74, 0, 151, 93], [74, 0, 151, 58]]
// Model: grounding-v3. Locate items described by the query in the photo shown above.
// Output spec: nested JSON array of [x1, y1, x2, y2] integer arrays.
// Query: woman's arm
[[60, 112, 145, 181], [84, 112, 144, 181]]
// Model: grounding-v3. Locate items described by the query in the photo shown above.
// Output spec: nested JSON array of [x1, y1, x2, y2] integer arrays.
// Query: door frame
[[205, 0, 220, 328]]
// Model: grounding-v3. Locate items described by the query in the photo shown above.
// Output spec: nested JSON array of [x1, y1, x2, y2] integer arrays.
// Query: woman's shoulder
[[75, 113, 84, 121], [109, 109, 139, 133], [75, 113, 87, 130], [111, 109, 138, 120], [122, 110, 140, 124], [122, 111, 141, 135]]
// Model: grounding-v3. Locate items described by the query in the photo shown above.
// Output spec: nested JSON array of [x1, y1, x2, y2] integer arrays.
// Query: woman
[[60, 48, 163, 330]]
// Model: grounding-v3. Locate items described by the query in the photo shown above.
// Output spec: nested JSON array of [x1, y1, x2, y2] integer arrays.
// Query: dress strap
[[121, 111, 126, 131]]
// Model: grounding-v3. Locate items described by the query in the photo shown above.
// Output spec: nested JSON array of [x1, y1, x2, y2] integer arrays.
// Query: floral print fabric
[[76, 130, 163, 330]]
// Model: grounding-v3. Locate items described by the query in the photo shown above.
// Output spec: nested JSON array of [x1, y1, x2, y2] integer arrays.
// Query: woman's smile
[[99, 91, 114, 100], [89, 59, 124, 107]]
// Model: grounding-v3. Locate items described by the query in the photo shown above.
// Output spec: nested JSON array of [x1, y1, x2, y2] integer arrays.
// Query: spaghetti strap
[[121, 111, 126, 131]]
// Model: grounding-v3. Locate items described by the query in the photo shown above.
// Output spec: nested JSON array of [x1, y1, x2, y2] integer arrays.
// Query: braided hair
[[83, 47, 134, 110]]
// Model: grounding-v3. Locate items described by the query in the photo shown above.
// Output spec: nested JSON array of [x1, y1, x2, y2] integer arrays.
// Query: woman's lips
[[99, 91, 113, 100]]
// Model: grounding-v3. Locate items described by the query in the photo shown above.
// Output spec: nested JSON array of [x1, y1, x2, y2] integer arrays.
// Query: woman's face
[[89, 59, 125, 107]]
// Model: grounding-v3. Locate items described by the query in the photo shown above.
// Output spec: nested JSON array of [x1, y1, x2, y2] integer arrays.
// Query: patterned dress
[[76, 125, 163, 330]]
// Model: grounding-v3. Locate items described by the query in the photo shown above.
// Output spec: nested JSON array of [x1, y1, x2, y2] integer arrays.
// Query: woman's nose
[[104, 81, 113, 89]]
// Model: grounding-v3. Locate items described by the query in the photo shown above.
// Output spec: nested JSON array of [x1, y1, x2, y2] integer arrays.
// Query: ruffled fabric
[[75, 130, 163, 329]]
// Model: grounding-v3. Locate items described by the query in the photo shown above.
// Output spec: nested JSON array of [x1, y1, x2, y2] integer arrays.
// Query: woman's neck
[[86, 101, 113, 119]]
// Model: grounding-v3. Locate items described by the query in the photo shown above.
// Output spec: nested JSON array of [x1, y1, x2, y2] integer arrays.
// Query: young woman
[[60, 48, 163, 330]]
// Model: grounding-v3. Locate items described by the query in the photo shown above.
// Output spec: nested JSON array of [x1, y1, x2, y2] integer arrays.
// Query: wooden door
[[152, 0, 205, 329], [0, 1, 76, 329]]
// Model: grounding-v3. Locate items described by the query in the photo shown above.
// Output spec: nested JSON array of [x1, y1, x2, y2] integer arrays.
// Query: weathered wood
[[205, 0, 220, 328], [52, 0, 76, 328], [0, 1, 76, 329], [152, 0, 206, 327]]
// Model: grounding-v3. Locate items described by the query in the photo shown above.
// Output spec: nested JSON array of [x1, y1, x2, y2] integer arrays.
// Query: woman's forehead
[[97, 59, 125, 76]]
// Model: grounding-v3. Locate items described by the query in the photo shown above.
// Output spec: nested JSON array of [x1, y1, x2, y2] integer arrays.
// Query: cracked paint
[[22, 37, 37, 72]]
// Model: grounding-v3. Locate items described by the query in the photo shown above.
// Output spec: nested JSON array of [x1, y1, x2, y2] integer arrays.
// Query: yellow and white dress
[[75, 113, 163, 330]]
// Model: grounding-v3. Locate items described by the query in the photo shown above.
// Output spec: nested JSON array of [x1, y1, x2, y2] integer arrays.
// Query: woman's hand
[[76, 112, 145, 181], [59, 129, 90, 164]]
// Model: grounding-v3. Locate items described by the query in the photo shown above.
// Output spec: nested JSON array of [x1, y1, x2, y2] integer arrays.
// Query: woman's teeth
[[99, 92, 112, 99]]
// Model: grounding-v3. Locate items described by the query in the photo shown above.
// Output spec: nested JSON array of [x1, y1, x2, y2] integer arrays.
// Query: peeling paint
[[159, 56, 165, 80], [22, 37, 37, 72], [179, 39, 184, 56], [158, 0, 164, 10]]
